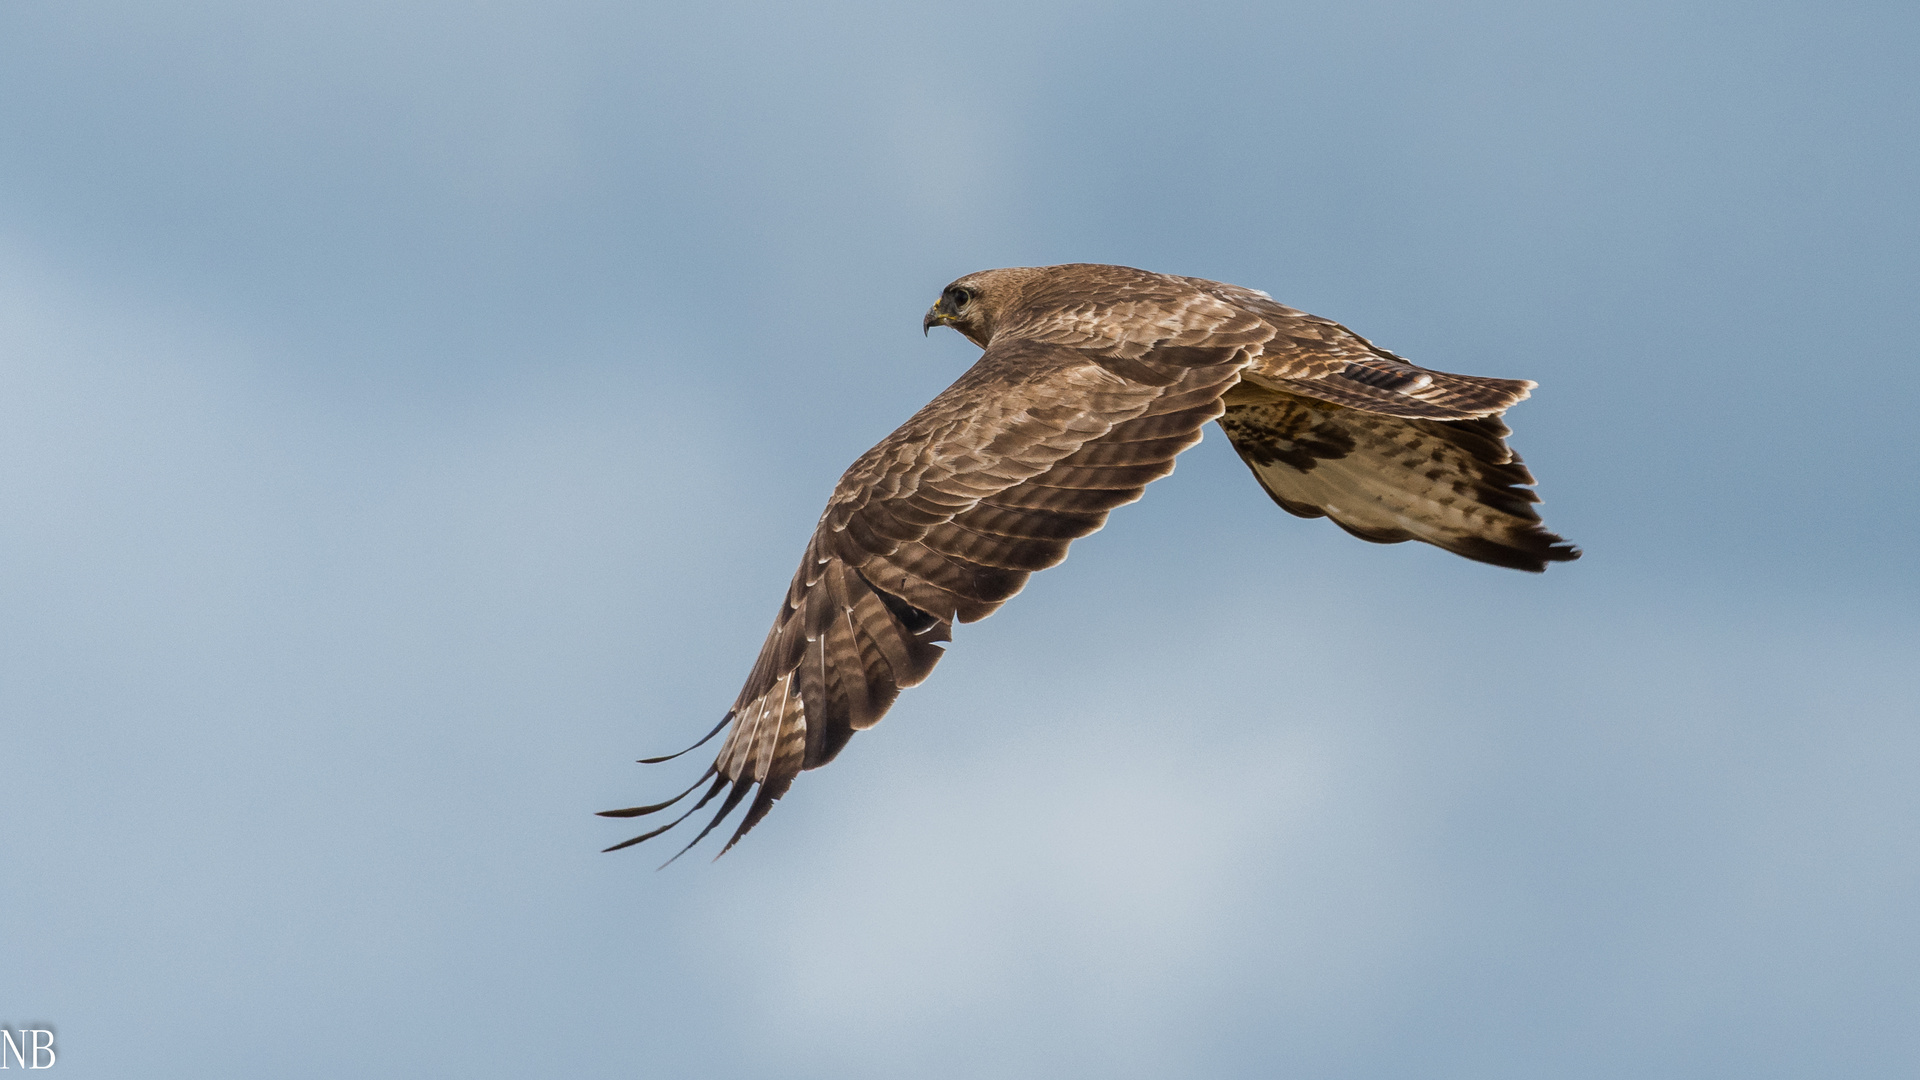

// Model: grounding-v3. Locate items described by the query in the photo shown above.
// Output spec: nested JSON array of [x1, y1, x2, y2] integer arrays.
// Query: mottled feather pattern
[[1216, 384, 1578, 571], [604, 263, 1577, 859]]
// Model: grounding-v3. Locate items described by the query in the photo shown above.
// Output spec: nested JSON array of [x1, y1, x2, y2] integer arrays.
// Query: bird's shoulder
[[821, 338, 1158, 518], [1000, 266, 1278, 356]]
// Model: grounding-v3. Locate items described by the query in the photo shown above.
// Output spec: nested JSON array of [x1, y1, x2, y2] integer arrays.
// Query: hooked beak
[[923, 304, 952, 336]]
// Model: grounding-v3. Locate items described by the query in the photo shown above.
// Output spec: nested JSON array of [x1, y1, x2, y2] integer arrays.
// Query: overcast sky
[[2, 1, 1917, 1076]]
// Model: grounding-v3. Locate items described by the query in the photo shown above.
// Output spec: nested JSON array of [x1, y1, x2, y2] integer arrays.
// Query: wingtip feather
[[596, 766, 718, 818], [656, 779, 754, 869], [637, 712, 733, 764], [602, 773, 729, 854]]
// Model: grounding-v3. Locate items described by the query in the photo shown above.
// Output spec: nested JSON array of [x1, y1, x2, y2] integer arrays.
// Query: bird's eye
[[948, 288, 972, 307]]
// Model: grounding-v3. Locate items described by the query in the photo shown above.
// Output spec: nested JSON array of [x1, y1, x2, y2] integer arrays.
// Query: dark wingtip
[[656, 779, 754, 870], [596, 766, 717, 819], [637, 712, 733, 764], [1443, 529, 1584, 573], [602, 773, 729, 854], [1521, 539, 1583, 571], [602, 827, 670, 854], [602, 814, 688, 853], [715, 775, 792, 859]]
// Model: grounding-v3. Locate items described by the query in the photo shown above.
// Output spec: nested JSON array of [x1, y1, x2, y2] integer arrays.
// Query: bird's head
[[922, 267, 1044, 347]]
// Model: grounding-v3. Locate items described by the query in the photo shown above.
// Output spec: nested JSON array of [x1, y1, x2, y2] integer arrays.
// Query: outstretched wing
[[1216, 381, 1580, 571], [602, 335, 1250, 859]]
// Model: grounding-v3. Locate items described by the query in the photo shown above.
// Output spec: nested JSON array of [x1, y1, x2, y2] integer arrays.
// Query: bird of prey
[[602, 263, 1578, 861]]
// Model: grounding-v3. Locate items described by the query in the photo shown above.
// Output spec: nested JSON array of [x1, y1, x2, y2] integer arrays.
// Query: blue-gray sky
[[2, 1, 1916, 1076]]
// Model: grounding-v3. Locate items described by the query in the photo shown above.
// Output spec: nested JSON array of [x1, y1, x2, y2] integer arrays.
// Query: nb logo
[[0, 1029, 54, 1070]]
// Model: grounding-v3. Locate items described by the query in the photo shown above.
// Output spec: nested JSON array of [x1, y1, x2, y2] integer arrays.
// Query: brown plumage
[[602, 263, 1579, 861]]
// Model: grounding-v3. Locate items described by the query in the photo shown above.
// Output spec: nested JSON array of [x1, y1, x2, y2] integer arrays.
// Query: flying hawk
[[603, 263, 1578, 860]]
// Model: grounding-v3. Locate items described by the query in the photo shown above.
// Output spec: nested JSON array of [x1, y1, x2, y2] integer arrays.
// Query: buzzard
[[603, 263, 1578, 861]]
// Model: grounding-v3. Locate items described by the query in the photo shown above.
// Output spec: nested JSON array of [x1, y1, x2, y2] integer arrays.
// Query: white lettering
[[0, 1029, 21, 1069], [27, 1032, 50, 1070]]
